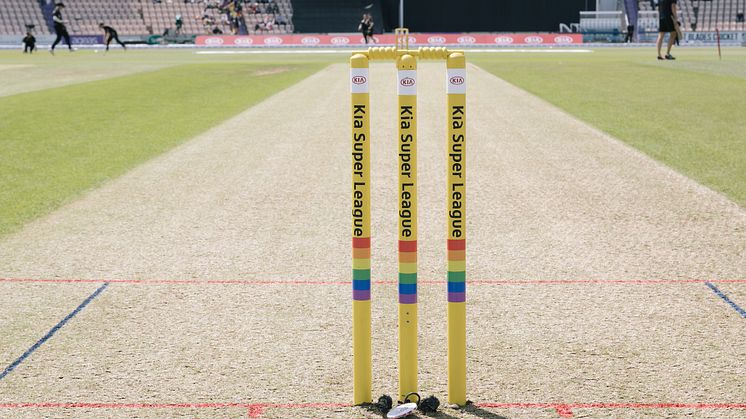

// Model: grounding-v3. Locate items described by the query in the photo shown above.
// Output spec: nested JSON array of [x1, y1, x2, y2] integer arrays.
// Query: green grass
[[473, 48, 746, 207], [0, 60, 325, 236]]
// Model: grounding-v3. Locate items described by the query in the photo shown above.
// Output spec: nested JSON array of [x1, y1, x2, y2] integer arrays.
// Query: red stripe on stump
[[447, 239, 465, 250], [352, 237, 370, 248], [398, 240, 417, 252]]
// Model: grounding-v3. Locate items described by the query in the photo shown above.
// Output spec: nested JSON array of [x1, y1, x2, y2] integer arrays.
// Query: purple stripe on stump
[[353, 290, 371, 301], [448, 292, 465, 303], [399, 294, 417, 304]]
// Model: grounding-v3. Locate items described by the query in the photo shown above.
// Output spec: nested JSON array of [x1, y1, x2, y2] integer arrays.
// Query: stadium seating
[[0, 0, 295, 36], [0, 0, 51, 35], [639, 0, 746, 31], [141, 1, 205, 35], [579, 11, 626, 33], [292, 0, 383, 34], [138, 0, 294, 36], [3, 0, 744, 37], [62, 0, 147, 36]]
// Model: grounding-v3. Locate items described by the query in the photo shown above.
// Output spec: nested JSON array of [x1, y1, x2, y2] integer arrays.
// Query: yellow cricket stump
[[446, 51, 467, 406], [397, 52, 418, 402], [351, 52, 372, 405]]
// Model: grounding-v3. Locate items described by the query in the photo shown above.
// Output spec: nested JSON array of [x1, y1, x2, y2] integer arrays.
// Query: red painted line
[[1, 277, 745, 286], [476, 402, 746, 410], [466, 279, 746, 285], [568, 402, 746, 409], [555, 405, 574, 417], [247, 405, 263, 417], [0, 402, 253, 409], [2, 401, 745, 419]]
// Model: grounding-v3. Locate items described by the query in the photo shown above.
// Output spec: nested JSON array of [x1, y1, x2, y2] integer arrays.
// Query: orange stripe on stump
[[353, 247, 371, 259], [398, 252, 417, 263]]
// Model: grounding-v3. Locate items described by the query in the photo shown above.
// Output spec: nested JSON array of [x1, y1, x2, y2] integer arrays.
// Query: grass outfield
[[0, 47, 744, 237], [0, 51, 325, 236], [472, 47, 746, 207]]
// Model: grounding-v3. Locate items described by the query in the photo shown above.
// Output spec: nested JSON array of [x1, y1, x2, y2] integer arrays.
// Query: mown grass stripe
[[473, 49, 746, 207], [0, 62, 324, 236]]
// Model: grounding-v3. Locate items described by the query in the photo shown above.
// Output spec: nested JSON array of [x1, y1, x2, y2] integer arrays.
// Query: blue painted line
[[0, 282, 109, 381], [706, 282, 746, 318]]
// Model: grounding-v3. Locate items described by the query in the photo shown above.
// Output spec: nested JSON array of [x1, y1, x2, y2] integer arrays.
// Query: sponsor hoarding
[[196, 33, 583, 47], [684, 31, 746, 44], [70, 35, 104, 45]]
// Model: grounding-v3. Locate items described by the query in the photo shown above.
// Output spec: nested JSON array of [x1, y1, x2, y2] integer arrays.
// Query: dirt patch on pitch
[[252, 66, 290, 76], [0, 64, 33, 71], [0, 63, 170, 97]]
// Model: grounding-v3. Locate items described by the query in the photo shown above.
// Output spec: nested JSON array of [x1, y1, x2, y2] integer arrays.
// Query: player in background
[[50, 2, 73, 54], [656, 0, 678, 60], [99, 23, 127, 52], [22, 32, 36, 53]]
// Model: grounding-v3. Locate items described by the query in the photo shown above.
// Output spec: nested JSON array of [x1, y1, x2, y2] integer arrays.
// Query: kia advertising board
[[196, 33, 583, 47]]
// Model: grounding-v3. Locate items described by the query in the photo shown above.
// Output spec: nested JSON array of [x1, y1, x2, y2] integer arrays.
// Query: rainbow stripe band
[[447, 239, 466, 303], [398, 240, 417, 304], [353, 237, 371, 301]]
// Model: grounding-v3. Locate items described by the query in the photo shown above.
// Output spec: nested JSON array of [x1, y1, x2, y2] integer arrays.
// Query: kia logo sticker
[[234, 37, 253, 45]]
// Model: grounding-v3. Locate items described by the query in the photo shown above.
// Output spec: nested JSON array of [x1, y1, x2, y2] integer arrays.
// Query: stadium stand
[[244, 1, 294, 35], [579, 10, 627, 34], [3, 0, 744, 37], [60, 0, 147, 36], [640, 0, 746, 31], [0, 0, 51, 35], [292, 0, 383, 34], [141, 1, 205, 35], [0, 0, 294, 36]]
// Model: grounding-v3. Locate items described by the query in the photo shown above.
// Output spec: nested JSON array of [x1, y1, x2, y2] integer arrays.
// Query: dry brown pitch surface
[[1, 61, 745, 418]]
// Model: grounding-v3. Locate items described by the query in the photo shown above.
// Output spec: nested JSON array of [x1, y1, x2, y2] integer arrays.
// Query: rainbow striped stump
[[351, 53, 372, 405], [397, 53, 418, 402], [447, 239, 466, 303], [349, 40, 468, 407], [353, 237, 371, 302], [446, 51, 466, 406], [398, 240, 417, 304]]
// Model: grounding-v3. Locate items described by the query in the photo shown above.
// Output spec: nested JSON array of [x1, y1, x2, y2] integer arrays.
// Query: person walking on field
[[656, 0, 678, 60], [100, 23, 127, 51], [50, 2, 73, 54], [358, 13, 374, 44]]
